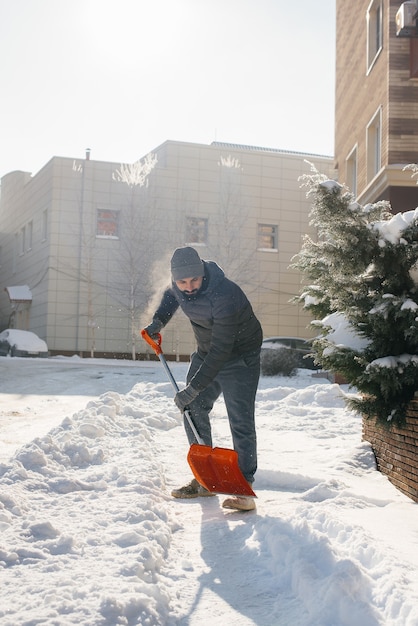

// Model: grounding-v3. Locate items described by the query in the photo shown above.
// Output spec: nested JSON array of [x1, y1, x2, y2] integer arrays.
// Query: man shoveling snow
[[143, 246, 262, 511]]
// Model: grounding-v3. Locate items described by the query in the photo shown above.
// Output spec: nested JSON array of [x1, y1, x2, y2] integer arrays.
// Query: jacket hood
[[201, 260, 225, 294]]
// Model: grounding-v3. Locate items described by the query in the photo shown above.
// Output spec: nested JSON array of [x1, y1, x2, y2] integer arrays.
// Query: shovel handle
[[141, 329, 178, 389], [140, 328, 204, 445]]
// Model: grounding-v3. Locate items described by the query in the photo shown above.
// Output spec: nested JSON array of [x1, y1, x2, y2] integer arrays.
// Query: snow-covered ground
[[0, 355, 417, 625]]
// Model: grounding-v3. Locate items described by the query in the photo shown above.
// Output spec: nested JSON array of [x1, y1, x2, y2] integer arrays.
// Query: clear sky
[[0, 0, 336, 179]]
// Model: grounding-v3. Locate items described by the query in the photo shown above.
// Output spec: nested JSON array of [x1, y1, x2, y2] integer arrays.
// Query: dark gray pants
[[185, 350, 260, 484]]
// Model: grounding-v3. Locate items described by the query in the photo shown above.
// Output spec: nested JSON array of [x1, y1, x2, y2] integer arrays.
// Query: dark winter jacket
[[152, 261, 263, 391]]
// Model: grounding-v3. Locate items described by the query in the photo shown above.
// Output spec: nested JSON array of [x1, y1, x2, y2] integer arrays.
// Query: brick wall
[[362, 400, 418, 502]]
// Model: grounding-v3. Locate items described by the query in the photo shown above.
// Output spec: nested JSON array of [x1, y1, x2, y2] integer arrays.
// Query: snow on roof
[[5, 285, 32, 302]]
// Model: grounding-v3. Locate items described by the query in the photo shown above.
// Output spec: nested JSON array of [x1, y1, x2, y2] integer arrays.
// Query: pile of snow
[[0, 356, 417, 625]]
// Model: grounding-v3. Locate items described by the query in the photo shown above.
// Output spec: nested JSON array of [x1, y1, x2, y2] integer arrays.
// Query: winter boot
[[222, 482, 256, 511], [222, 495, 256, 511], [171, 478, 216, 499]]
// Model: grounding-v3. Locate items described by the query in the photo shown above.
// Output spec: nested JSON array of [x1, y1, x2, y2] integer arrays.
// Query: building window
[[42, 209, 48, 241], [258, 224, 278, 250], [346, 146, 358, 198], [367, 0, 383, 72], [19, 226, 25, 255], [367, 107, 382, 181], [97, 209, 119, 238], [186, 217, 208, 244], [13, 234, 17, 273], [27, 220, 33, 251]]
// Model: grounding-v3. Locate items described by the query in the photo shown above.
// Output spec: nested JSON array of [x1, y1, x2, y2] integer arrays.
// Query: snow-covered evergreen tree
[[293, 167, 418, 425]]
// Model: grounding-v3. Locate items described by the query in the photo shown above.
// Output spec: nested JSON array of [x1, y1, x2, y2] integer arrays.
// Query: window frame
[[367, 0, 383, 74], [27, 220, 33, 251], [96, 209, 120, 239], [41, 209, 48, 242], [346, 145, 358, 198], [19, 226, 25, 256], [366, 106, 382, 181], [185, 216, 208, 245], [257, 223, 278, 251]]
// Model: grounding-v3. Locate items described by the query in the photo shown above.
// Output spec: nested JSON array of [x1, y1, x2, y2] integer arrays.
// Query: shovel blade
[[187, 444, 256, 497]]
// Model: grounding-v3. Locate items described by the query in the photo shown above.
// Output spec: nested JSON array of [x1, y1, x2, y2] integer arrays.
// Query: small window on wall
[[346, 146, 358, 198], [258, 224, 278, 250], [186, 217, 207, 244], [367, 107, 382, 181], [19, 226, 25, 255], [97, 209, 119, 238], [42, 209, 48, 241], [27, 220, 33, 251], [367, 0, 383, 73]]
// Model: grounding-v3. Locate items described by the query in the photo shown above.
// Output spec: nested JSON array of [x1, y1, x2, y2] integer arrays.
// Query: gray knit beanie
[[171, 247, 204, 281]]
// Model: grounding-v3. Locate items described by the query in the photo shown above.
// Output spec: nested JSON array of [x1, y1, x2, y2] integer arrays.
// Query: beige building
[[335, 0, 418, 210], [0, 140, 334, 358]]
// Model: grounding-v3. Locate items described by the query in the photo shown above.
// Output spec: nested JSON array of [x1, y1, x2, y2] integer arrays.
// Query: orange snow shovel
[[141, 329, 256, 497]]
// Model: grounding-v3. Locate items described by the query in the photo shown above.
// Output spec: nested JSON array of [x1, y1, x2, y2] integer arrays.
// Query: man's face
[[175, 276, 203, 295]]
